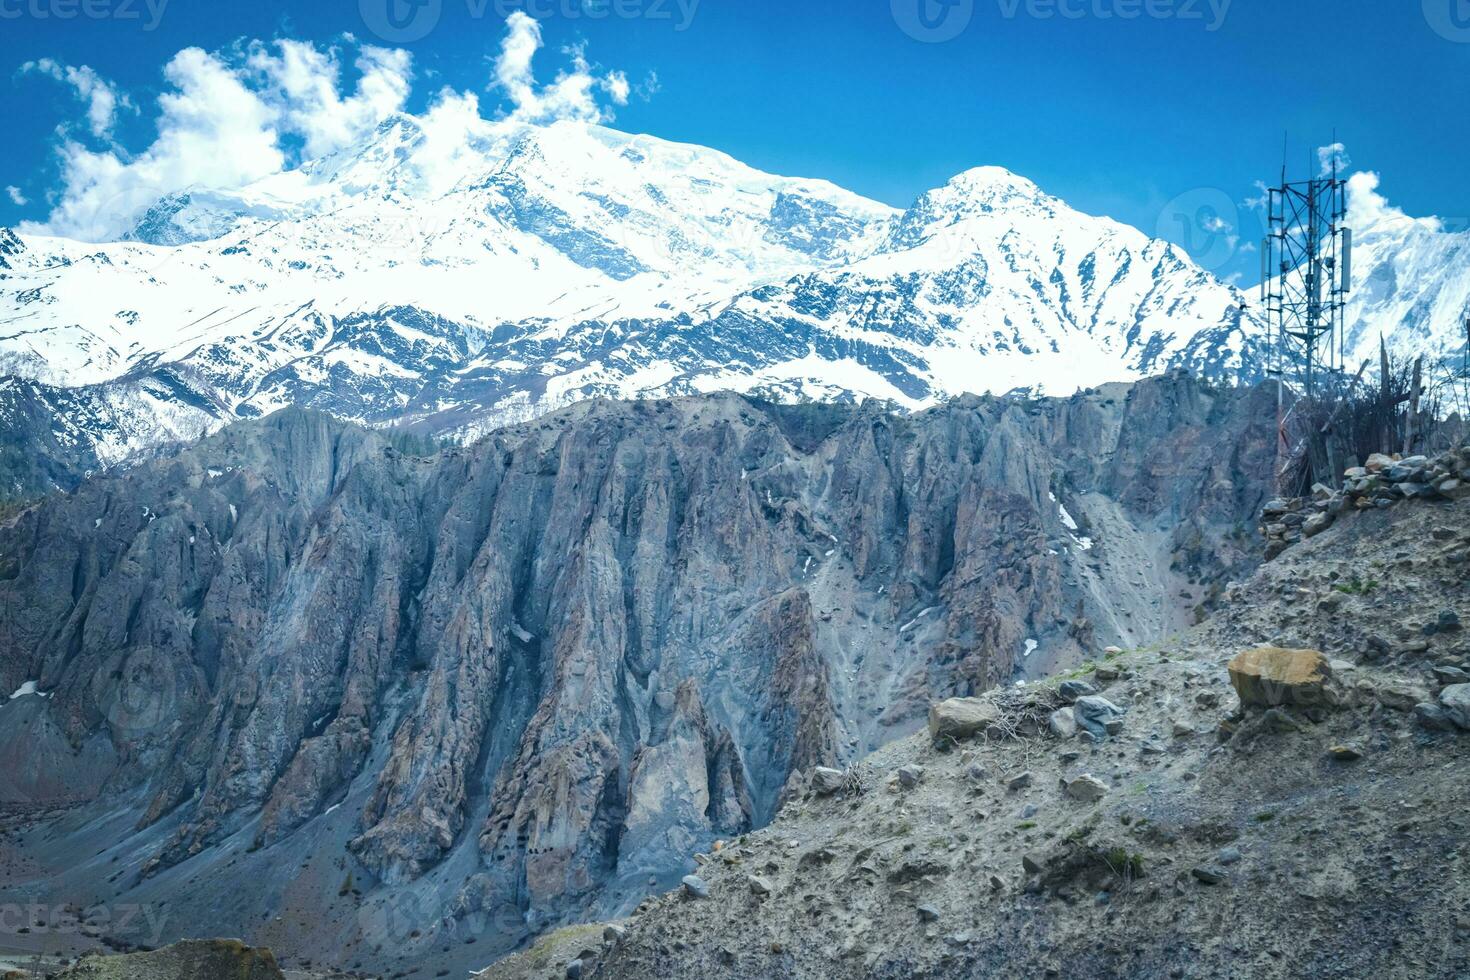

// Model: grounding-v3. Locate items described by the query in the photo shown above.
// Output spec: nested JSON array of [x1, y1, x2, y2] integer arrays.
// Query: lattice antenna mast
[[1261, 149, 1353, 398]]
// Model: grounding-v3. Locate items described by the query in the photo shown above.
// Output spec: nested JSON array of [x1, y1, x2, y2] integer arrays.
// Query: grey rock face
[[0, 375, 1276, 964]]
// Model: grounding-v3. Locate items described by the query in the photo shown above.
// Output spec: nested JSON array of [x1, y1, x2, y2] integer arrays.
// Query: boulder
[[1440, 684, 1470, 730], [1302, 512, 1334, 538], [810, 766, 847, 795], [897, 764, 925, 789], [1072, 696, 1126, 737], [1048, 707, 1077, 738], [748, 875, 773, 896], [928, 697, 1001, 740], [1057, 679, 1098, 703], [1227, 647, 1334, 709], [681, 874, 710, 899]]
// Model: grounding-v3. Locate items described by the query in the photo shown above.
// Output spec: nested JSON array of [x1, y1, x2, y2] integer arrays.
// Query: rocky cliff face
[[0, 374, 1276, 973]]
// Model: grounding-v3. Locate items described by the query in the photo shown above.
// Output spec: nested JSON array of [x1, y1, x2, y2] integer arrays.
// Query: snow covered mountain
[[1340, 172, 1470, 371], [0, 114, 1320, 493]]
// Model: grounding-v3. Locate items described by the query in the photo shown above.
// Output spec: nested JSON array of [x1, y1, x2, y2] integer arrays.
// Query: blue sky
[[2, 0, 1467, 284]]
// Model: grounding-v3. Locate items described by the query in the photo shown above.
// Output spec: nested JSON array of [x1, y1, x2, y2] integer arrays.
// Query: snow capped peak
[[883, 165, 1062, 253]]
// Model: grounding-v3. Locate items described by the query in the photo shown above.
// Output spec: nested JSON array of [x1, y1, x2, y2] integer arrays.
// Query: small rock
[[1018, 803, 1038, 819], [1073, 695, 1127, 737], [897, 764, 924, 789], [1433, 665, 1470, 686], [1007, 771, 1034, 791], [603, 924, 626, 945], [965, 762, 989, 782], [681, 874, 709, 899], [1022, 853, 1045, 875], [566, 959, 584, 980], [917, 904, 941, 922], [1302, 511, 1334, 538], [1415, 702, 1458, 732], [1171, 720, 1195, 738], [1439, 684, 1470, 730], [747, 875, 772, 896], [1048, 707, 1077, 738], [1327, 743, 1363, 761], [810, 766, 847, 795], [1191, 866, 1229, 885], [1058, 679, 1098, 703], [1217, 846, 1242, 865], [1063, 774, 1109, 803], [989, 873, 1005, 891]]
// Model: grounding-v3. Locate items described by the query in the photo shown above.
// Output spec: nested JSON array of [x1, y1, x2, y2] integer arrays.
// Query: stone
[[1191, 866, 1229, 885], [917, 904, 941, 922], [1364, 452, 1394, 472], [1369, 677, 1429, 712], [566, 959, 584, 980], [965, 762, 989, 782], [1007, 771, 1034, 791], [1440, 685, 1470, 730], [1302, 511, 1334, 538], [603, 924, 627, 945], [1104, 645, 1125, 656], [1022, 853, 1046, 875], [1217, 846, 1242, 865], [1072, 695, 1126, 738], [1171, 720, 1195, 737], [1063, 774, 1109, 803], [681, 874, 709, 899], [747, 875, 772, 896], [1058, 679, 1098, 703], [897, 764, 925, 789], [928, 697, 1002, 741], [1227, 647, 1334, 709], [810, 766, 847, 795], [1433, 666, 1470, 686], [1048, 707, 1077, 738], [1327, 744, 1363, 761], [1440, 479, 1470, 500], [1415, 702, 1458, 732]]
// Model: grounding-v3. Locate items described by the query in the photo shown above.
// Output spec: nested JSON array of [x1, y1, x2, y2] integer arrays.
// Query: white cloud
[[1317, 142, 1350, 178], [1346, 171, 1444, 237], [6, 186, 27, 206], [491, 13, 630, 123], [246, 40, 412, 159], [24, 19, 645, 242], [21, 59, 132, 138], [31, 47, 284, 241]]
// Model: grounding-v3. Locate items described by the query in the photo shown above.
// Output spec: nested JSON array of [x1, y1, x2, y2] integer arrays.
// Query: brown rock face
[[1228, 647, 1333, 708]]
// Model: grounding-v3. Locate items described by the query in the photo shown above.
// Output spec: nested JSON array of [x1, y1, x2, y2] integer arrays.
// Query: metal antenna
[[1262, 140, 1351, 399]]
